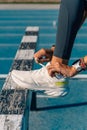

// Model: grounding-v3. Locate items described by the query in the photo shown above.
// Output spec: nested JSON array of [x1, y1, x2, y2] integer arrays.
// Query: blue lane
[[0, 21, 57, 27], [0, 35, 22, 44], [0, 8, 87, 130], [0, 28, 26, 34], [0, 34, 87, 45], [0, 9, 58, 15], [0, 8, 59, 74], [0, 60, 13, 74], [0, 46, 18, 58], [29, 79, 87, 130], [0, 16, 57, 21], [0, 9, 87, 75], [0, 27, 57, 34]]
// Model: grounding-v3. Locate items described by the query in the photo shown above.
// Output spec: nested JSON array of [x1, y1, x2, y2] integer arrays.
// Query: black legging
[[54, 0, 87, 60]]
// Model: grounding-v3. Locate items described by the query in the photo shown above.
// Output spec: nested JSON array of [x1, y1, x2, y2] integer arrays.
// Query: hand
[[34, 47, 55, 63], [47, 62, 77, 77]]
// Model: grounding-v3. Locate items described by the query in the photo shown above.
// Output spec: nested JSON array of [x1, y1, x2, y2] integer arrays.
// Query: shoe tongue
[[38, 63, 49, 76], [41, 62, 50, 73], [39, 62, 50, 72]]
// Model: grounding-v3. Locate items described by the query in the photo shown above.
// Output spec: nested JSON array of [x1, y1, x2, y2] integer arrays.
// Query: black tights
[[54, 0, 87, 60]]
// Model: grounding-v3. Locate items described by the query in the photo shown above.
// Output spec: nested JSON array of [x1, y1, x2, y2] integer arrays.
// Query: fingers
[[47, 62, 75, 77], [34, 48, 45, 59], [35, 57, 50, 63], [34, 49, 45, 63], [34, 48, 52, 63], [47, 63, 61, 77]]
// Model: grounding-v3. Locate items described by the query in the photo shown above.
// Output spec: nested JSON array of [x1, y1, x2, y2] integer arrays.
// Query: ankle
[[51, 56, 68, 65]]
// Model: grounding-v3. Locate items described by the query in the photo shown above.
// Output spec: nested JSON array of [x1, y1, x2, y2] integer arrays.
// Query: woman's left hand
[[47, 62, 77, 77]]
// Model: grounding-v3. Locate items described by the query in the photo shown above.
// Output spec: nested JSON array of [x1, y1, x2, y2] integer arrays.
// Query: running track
[[0, 4, 87, 130]]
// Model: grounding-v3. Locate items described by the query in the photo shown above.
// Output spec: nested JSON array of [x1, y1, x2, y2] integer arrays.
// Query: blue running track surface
[[0, 5, 87, 130]]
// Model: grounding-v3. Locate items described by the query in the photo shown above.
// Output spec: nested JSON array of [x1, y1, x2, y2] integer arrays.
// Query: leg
[[11, 0, 87, 97], [52, 0, 85, 64]]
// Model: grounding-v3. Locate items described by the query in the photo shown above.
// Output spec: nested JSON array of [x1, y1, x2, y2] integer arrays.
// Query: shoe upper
[[11, 62, 68, 90]]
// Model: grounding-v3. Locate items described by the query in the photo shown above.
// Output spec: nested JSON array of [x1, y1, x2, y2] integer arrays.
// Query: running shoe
[[11, 63, 69, 97]]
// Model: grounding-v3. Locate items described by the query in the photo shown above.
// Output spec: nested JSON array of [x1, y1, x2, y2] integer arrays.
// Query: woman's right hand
[[34, 47, 55, 63]]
